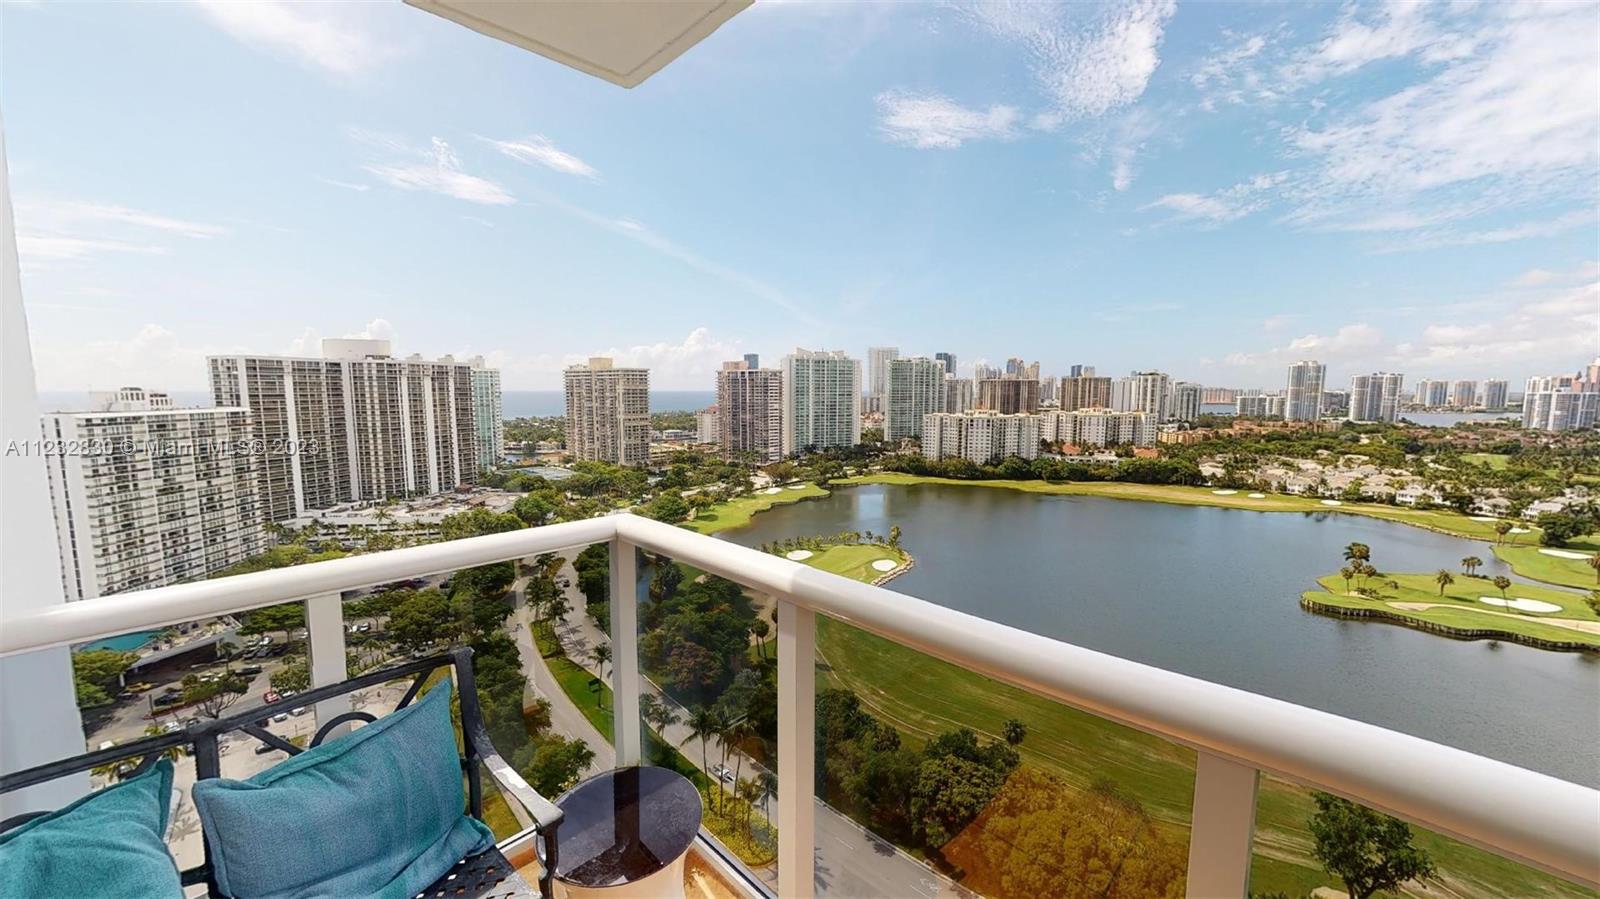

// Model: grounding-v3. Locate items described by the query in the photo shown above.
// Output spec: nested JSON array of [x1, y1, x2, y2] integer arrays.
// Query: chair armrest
[[476, 738, 564, 831]]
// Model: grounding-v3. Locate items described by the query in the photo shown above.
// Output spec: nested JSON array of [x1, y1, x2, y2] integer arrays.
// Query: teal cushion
[[0, 757, 182, 899], [191, 680, 495, 899]]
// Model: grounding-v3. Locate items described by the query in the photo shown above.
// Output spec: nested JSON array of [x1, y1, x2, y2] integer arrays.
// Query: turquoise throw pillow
[[0, 757, 182, 899], [191, 679, 495, 899]]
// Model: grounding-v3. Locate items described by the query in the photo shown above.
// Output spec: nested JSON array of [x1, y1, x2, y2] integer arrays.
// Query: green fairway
[[679, 482, 829, 533], [1303, 572, 1599, 649], [1461, 452, 1511, 470], [835, 473, 1538, 544], [793, 538, 1595, 897], [1495, 544, 1600, 590]]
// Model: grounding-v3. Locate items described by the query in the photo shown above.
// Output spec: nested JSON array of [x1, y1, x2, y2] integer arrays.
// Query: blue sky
[[5, 0, 1597, 391]]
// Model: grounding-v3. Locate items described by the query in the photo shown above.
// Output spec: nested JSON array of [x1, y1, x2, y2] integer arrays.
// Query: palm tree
[[1342, 542, 1371, 565], [1339, 566, 1355, 593], [1493, 576, 1512, 600], [686, 706, 719, 800], [1435, 569, 1455, 596], [589, 644, 612, 688], [1588, 554, 1600, 585], [750, 619, 771, 660], [1461, 556, 1482, 577], [736, 777, 762, 837], [1586, 590, 1600, 617], [1494, 521, 1512, 545], [757, 770, 778, 823]]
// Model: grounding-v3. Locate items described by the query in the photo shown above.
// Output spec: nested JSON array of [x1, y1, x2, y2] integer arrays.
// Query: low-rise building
[[922, 411, 1040, 464], [1042, 409, 1156, 447]]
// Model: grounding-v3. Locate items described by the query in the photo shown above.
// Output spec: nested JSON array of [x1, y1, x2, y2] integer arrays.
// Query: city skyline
[[6, 2, 1595, 393]]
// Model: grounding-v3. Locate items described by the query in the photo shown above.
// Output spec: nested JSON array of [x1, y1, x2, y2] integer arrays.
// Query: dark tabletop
[[552, 766, 704, 887]]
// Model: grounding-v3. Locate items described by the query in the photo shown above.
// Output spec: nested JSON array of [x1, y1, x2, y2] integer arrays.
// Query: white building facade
[[782, 348, 861, 454], [922, 412, 1040, 464], [209, 339, 479, 521], [716, 361, 783, 463], [1285, 360, 1326, 422], [886, 357, 945, 441], [468, 356, 503, 473], [1348, 372, 1405, 423], [42, 389, 266, 602], [1042, 409, 1156, 447], [564, 357, 651, 466]]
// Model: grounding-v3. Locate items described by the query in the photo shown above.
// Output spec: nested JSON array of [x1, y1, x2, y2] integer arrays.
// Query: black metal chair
[[0, 648, 562, 898]]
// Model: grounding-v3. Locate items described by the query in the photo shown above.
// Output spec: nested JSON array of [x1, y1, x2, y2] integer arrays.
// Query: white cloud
[[1214, 263, 1600, 381], [360, 137, 515, 206], [31, 325, 215, 391], [316, 177, 371, 192], [481, 135, 599, 180], [192, 1, 397, 78], [1141, 172, 1286, 224], [874, 92, 1021, 149], [13, 199, 226, 266], [481, 328, 745, 389], [967, 0, 1177, 124], [16, 235, 169, 263], [1372, 210, 1597, 254], [1283, 3, 1598, 234]]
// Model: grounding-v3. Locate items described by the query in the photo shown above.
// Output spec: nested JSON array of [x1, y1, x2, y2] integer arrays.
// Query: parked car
[[290, 706, 311, 717], [254, 742, 278, 755], [271, 712, 290, 723], [153, 693, 182, 708], [711, 764, 734, 784], [355, 623, 372, 633], [237, 665, 263, 676]]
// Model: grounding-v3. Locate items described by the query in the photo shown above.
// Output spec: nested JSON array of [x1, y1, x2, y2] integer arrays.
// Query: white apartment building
[[1348, 372, 1405, 423], [1414, 379, 1451, 407], [886, 357, 945, 441], [934, 352, 957, 376], [1285, 360, 1326, 422], [468, 356, 503, 473], [1042, 408, 1156, 447], [564, 357, 651, 466], [1236, 394, 1286, 418], [1482, 379, 1509, 411], [1450, 380, 1479, 408], [782, 349, 861, 454], [715, 361, 783, 462], [695, 408, 719, 445], [210, 339, 479, 523], [866, 346, 898, 400], [1523, 376, 1600, 432], [1167, 381, 1203, 422], [1113, 371, 1172, 420], [42, 388, 265, 602], [922, 411, 1040, 464], [943, 375, 974, 414]]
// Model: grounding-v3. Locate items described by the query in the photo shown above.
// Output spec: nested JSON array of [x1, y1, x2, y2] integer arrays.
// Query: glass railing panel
[[812, 614, 1194, 899], [1247, 773, 1597, 899], [635, 550, 780, 891]]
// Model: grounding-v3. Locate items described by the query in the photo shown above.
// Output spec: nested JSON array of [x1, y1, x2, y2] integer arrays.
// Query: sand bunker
[[784, 550, 814, 561], [1539, 548, 1593, 560], [1469, 516, 1499, 522], [1509, 527, 1531, 534], [871, 559, 899, 572], [1212, 489, 1238, 495], [786, 485, 806, 490], [763, 487, 783, 494], [1248, 493, 1267, 499], [1480, 596, 1563, 614], [1320, 499, 1344, 506]]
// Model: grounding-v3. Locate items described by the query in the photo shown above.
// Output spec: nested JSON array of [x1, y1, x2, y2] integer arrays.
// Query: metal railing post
[[1186, 751, 1260, 898], [304, 592, 350, 733], [776, 597, 816, 898], [609, 538, 641, 766]]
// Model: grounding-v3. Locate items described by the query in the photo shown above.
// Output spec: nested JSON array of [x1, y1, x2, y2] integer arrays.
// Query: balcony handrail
[[2, 512, 1595, 889]]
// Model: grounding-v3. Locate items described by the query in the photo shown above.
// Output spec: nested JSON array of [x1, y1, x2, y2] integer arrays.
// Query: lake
[[717, 483, 1599, 786]]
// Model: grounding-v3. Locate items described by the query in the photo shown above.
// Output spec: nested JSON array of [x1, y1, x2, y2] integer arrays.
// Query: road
[[526, 553, 977, 899]]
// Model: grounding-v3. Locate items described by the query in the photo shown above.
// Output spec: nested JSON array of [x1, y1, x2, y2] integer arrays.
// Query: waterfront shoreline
[[833, 473, 1551, 546]]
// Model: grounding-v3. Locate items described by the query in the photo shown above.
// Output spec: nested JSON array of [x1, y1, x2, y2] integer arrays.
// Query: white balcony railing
[[2, 514, 1596, 897]]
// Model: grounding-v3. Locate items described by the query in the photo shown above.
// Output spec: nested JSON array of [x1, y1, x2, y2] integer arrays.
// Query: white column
[[1186, 751, 1260, 898], [608, 538, 641, 766], [776, 599, 815, 899], [0, 111, 90, 815], [304, 592, 350, 733]]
